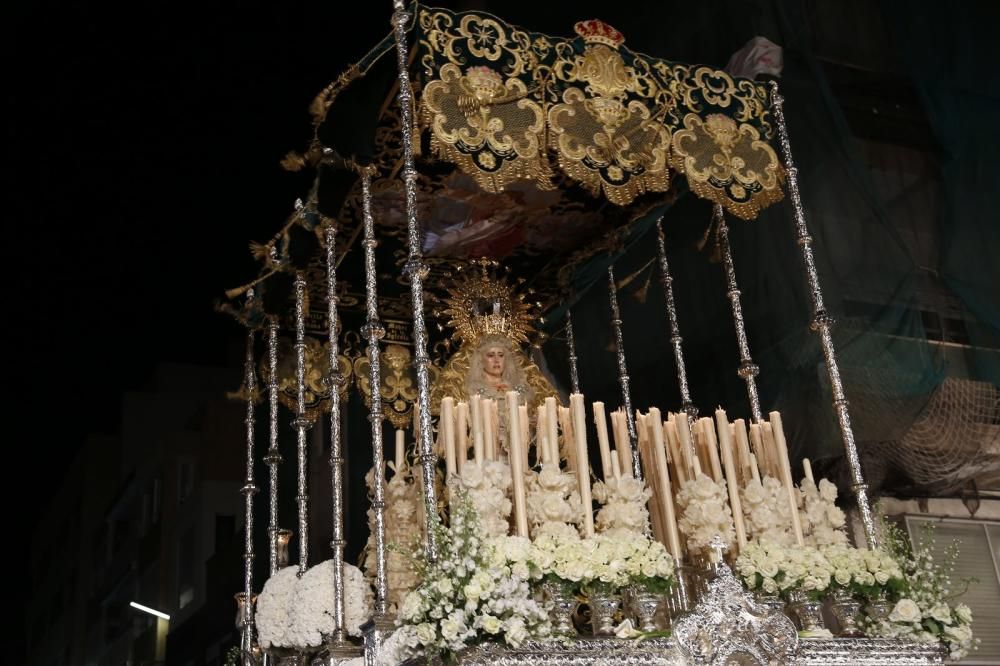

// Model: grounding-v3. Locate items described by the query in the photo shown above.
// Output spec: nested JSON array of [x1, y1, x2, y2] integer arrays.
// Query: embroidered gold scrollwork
[[421, 63, 552, 193], [670, 113, 784, 220]]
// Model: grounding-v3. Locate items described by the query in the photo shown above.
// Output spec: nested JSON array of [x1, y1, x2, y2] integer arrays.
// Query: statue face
[[483, 345, 506, 379]]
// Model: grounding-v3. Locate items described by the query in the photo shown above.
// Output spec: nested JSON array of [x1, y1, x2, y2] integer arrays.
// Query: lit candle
[[456, 401, 469, 473], [569, 394, 594, 537], [395, 429, 405, 473], [715, 408, 747, 552], [649, 408, 682, 560], [803, 457, 815, 484], [442, 397, 456, 478], [769, 411, 804, 547], [593, 401, 614, 483], [470, 396, 484, 465], [507, 391, 529, 537]]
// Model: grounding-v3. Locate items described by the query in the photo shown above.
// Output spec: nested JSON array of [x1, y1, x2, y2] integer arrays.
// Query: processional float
[[222, 3, 949, 664]]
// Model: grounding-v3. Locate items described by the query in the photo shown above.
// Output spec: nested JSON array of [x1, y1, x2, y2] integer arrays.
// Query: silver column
[[325, 224, 350, 646], [770, 82, 878, 549], [565, 310, 581, 394], [390, 0, 439, 560], [607, 266, 643, 480], [655, 219, 698, 423], [716, 205, 763, 424], [265, 318, 282, 578], [240, 317, 259, 659], [360, 169, 390, 615], [293, 272, 311, 574]]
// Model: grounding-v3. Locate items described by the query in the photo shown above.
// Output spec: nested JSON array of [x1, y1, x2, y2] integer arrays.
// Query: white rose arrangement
[[525, 463, 584, 538], [822, 544, 904, 600], [799, 478, 849, 547], [676, 473, 736, 556], [735, 542, 832, 599], [449, 460, 513, 537], [740, 475, 795, 546], [592, 476, 652, 537], [257, 561, 375, 649], [861, 522, 978, 660], [529, 531, 674, 593], [394, 491, 550, 660]]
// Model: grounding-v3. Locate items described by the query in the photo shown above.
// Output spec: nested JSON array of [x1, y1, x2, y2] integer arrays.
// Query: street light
[[130, 601, 171, 621]]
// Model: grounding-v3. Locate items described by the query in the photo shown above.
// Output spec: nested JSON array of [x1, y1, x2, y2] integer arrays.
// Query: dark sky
[[10, 0, 758, 505]]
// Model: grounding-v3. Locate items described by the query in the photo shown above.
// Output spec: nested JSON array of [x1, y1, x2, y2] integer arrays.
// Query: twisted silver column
[[240, 317, 259, 659], [770, 82, 878, 549], [715, 205, 763, 424], [656, 219, 698, 423], [324, 224, 350, 646], [265, 318, 282, 578], [293, 273, 310, 574], [360, 169, 390, 615], [607, 266, 643, 480], [565, 310, 581, 394], [391, 0, 439, 560]]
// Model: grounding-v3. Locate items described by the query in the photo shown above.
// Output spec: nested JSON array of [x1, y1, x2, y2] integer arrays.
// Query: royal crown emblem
[[573, 19, 626, 49], [439, 258, 535, 346]]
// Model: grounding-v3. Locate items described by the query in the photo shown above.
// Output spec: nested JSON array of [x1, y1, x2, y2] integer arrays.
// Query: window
[[906, 517, 1000, 664]]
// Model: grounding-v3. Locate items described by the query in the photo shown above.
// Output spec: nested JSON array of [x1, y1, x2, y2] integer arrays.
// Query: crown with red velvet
[[573, 19, 625, 49]]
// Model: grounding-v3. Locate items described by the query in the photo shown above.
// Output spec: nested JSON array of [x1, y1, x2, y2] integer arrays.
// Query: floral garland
[[257, 561, 374, 649], [676, 472, 736, 556], [861, 522, 978, 661], [394, 491, 550, 660], [592, 475, 652, 537], [525, 463, 583, 539]]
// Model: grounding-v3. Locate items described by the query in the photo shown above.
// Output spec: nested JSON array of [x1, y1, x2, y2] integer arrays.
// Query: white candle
[[674, 413, 698, 479], [545, 397, 559, 465], [470, 396, 484, 465], [649, 408, 682, 560], [442, 397, 456, 478], [536, 406, 547, 465], [593, 401, 613, 483], [518, 404, 530, 472], [733, 419, 754, 485], [559, 406, 576, 471], [507, 391, 529, 537], [749, 452, 761, 483], [482, 399, 496, 461], [803, 457, 815, 484], [770, 411, 804, 547], [395, 429, 405, 473], [569, 394, 594, 537], [610, 454, 621, 480], [456, 401, 469, 473], [715, 408, 747, 552], [700, 417, 724, 483]]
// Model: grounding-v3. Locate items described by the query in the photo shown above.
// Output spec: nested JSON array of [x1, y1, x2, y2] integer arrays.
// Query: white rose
[[503, 617, 529, 646], [874, 571, 890, 585], [762, 577, 778, 594], [944, 623, 973, 644], [759, 560, 780, 579], [415, 623, 437, 646], [929, 603, 953, 624], [436, 578, 454, 595], [460, 464, 484, 489], [818, 479, 838, 502], [479, 615, 502, 634], [834, 569, 852, 586], [617, 478, 647, 502], [954, 604, 973, 624], [463, 581, 483, 601], [742, 482, 766, 505], [440, 618, 462, 641], [889, 599, 922, 624], [538, 465, 564, 490]]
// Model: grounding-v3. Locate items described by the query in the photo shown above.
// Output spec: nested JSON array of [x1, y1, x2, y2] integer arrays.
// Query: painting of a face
[[483, 345, 506, 378]]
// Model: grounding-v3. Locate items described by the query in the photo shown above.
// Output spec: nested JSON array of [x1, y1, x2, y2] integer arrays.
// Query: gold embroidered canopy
[[313, 5, 785, 222]]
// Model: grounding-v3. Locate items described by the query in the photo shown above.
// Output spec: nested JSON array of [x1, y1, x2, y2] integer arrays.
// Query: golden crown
[[439, 259, 535, 345]]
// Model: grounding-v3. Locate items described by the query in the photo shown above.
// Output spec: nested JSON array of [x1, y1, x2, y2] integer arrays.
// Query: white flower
[[944, 624, 973, 644], [479, 614, 502, 634], [415, 623, 437, 646], [889, 599, 922, 624], [929, 603, 953, 624], [954, 604, 973, 624]]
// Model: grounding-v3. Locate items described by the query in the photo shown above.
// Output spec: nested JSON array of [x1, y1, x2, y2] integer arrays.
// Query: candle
[[761, 422, 778, 480], [611, 454, 621, 480], [490, 400, 501, 458], [803, 457, 815, 484], [483, 399, 496, 461], [569, 394, 594, 537], [612, 410, 633, 478], [507, 391, 529, 537], [748, 424, 766, 478], [536, 406, 547, 465], [456, 401, 469, 473], [649, 408, 683, 560], [518, 404, 530, 472], [470, 396, 484, 465], [593, 401, 614, 483], [715, 408, 747, 552], [442, 397, 456, 478], [748, 452, 761, 483], [700, 417, 724, 483], [674, 413, 699, 479], [663, 419, 687, 485], [733, 419, 754, 485], [559, 406, 576, 471], [770, 411, 804, 547], [636, 419, 666, 546], [395, 429, 405, 473], [545, 397, 559, 465]]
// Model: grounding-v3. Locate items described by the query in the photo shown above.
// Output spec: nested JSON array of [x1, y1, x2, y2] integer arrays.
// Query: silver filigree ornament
[[673, 552, 798, 665]]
